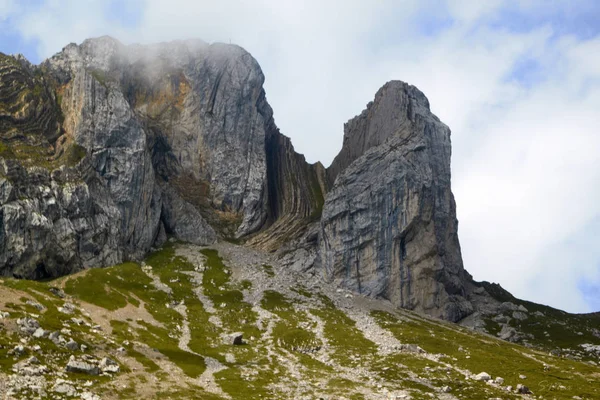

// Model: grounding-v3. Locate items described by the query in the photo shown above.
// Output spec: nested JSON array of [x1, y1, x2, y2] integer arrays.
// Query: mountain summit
[[0, 36, 473, 321]]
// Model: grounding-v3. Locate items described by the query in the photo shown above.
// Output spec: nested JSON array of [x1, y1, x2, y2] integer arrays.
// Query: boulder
[[65, 357, 99, 376], [474, 372, 491, 381]]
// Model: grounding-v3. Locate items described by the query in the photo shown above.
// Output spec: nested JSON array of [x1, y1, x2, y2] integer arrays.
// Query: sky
[[1, 0, 599, 313]]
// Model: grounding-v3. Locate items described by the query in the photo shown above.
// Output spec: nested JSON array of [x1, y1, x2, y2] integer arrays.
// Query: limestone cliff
[[0, 37, 474, 322], [318, 82, 473, 321]]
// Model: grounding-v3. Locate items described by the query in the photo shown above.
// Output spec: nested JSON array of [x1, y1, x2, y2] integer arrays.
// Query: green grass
[[310, 294, 377, 365], [262, 264, 275, 278], [64, 262, 148, 311], [4, 243, 599, 399], [110, 320, 160, 373], [200, 249, 261, 342], [372, 310, 600, 400]]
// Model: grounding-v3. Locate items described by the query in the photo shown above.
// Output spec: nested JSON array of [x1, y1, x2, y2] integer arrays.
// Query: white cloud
[[3, 0, 600, 312], [0, 0, 15, 21]]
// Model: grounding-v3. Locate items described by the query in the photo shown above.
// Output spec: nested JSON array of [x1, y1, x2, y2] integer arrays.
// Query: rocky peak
[[327, 80, 436, 185], [2, 37, 471, 323], [318, 80, 469, 321]]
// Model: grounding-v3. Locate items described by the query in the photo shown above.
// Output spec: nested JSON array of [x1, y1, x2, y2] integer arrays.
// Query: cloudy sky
[[1, 0, 599, 313]]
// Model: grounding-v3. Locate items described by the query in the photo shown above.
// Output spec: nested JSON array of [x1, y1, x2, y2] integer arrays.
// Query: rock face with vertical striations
[[0, 36, 475, 322], [318, 81, 473, 321]]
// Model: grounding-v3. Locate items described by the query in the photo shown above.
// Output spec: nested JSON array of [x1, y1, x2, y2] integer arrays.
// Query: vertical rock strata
[[0, 37, 474, 321], [319, 82, 473, 321]]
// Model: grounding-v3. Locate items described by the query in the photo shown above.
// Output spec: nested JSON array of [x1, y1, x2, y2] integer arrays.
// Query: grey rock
[[492, 314, 510, 324], [81, 392, 101, 400], [228, 332, 244, 345], [65, 339, 79, 351], [26, 356, 40, 365], [25, 300, 45, 311], [159, 184, 216, 245], [474, 372, 491, 381], [99, 357, 119, 373], [12, 345, 26, 355], [499, 302, 519, 313], [18, 317, 41, 336], [318, 81, 473, 322], [516, 383, 531, 394], [498, 325, 518, 341], [1, 37, 497, 331], [65, 358, 99, 375], [53, 381, 78, 396], [399, 344, 426, 354], [58, 302, 76, 314], [32, 328, 48, 338], [49, 287, 66, 298], [512, 311, 528, 321], [517, 304, 528, 312]]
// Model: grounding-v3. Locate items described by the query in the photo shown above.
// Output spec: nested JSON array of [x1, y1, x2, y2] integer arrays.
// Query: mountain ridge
[[0, 35, 596, 324]]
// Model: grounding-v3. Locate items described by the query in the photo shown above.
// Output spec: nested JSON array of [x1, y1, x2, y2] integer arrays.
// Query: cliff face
[[318, 82, 472, 321], [0, 37, 322, 279], [0, 37, 474, 321]]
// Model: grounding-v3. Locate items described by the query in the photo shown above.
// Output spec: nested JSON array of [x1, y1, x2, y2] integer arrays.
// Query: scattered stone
[[65, 339, 79, 351], [228, 332, 244, 345], [53, 379, 78, 397], [49, 287, 66, 298], [581, 343, 600, 353], [49, 331, 61, 344], [519, 374, 527, 379], [27, 356, 40, 364], [441, 385, 451, 393], [18, 317, 40, 335], [25, 300, 45, 311], [33, 327, 48, 338], [0, 310, 10, 319], [474, 372, 491, 381], [66, 357, 99, 376], [12, 344, 26, 355], [512, 311, 528, 321], [99, 357, 120, 374], [59, 302, 76, 314], [517, 384, 531, 394], [494, 377, 504, 385], [399, 344, 426, 354], [81, 392, 101, 400]]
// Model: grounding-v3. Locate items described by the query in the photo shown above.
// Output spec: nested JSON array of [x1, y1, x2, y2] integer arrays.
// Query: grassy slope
[[0, 244, 598, 399]]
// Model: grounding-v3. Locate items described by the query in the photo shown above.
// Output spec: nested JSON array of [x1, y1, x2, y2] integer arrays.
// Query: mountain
[[0, 36, 471, 321], [0, 36, 599, 399]]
